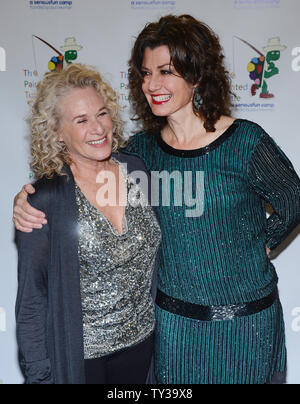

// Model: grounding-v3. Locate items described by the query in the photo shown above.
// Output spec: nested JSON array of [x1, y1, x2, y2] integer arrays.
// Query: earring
[[193, 89, 203, 111]]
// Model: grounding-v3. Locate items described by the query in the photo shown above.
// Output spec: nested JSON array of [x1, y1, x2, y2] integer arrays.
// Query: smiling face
[[57, 86, 113, 165], [141, 45, 195, 119]]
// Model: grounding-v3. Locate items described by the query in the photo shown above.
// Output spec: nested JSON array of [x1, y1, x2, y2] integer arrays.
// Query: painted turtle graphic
[[33, 35, 82, 72], [236, 37, 286, 99]]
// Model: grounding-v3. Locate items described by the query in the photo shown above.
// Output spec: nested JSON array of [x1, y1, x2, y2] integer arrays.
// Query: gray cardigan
[[16, 153, 160, 384]]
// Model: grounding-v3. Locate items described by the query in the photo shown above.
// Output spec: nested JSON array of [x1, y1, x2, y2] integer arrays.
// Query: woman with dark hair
[[13, 15, 300, 384], [129, 14, 232, 134]]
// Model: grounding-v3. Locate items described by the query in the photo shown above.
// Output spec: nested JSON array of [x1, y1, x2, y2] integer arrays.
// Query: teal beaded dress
[[123, 119, 300, 384]]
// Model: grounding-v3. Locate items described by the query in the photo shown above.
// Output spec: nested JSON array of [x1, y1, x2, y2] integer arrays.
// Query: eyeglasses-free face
[[141, 45, 195, 120]]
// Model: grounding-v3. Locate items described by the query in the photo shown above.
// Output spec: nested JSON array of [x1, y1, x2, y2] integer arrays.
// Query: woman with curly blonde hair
[[15, 63, 161, 384], [30, 63, 126, 179]]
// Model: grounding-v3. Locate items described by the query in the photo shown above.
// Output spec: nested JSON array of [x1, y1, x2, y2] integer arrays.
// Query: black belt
[[156, 288, 278, 321]]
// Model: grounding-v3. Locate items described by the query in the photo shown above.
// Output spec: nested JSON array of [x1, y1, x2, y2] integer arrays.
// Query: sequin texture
[[76, 162, 161, 360]]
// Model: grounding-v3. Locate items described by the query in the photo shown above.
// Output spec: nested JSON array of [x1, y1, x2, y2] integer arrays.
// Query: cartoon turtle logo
[[32, 36, 83, 72], [236, 36, 286, 98]]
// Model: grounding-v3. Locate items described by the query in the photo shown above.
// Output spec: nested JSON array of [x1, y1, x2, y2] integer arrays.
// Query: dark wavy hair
[[128, 14, 233, 133]]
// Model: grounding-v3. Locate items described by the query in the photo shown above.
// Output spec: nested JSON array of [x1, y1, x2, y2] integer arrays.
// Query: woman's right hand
[[13, 184, 47, 232]]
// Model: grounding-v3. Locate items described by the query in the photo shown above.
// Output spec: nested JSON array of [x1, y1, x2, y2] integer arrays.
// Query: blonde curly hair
[[30, 63, 126, 179]]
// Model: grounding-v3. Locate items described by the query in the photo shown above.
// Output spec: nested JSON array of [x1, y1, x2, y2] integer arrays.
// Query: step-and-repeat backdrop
[[0, 0, 299, 384]]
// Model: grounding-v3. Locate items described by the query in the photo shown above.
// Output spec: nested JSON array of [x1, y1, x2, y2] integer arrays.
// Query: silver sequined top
[[75, 161, 161, 359]]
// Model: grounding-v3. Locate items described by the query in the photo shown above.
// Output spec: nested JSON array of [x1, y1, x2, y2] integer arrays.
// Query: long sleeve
[[247, 132, 300, 250], [15, 191, 53, 384]]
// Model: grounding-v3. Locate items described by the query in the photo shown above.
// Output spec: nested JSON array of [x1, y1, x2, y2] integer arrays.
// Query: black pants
[[84, 334, 154, 384]]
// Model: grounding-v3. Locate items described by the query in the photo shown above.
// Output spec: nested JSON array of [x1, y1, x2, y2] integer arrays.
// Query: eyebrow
[[141, 62, 172, 70], [158, 63, 172, 69], [72, 107, 107, 121]]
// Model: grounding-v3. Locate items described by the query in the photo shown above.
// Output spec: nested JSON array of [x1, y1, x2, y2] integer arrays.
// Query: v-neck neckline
[[75, 158, 129, 237]]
